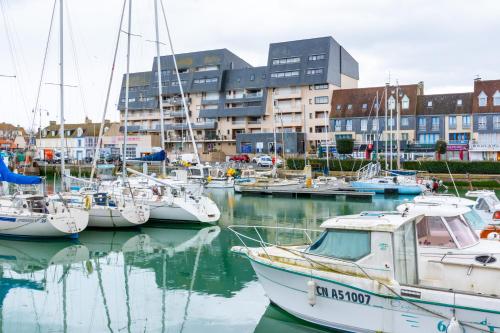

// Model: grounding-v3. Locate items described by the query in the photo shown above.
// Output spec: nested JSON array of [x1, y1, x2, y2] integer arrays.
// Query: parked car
[[256, 155, 273, 167], [229, 154, 250, 163]]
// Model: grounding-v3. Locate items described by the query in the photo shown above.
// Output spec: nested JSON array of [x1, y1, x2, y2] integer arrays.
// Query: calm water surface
[[0, 190, 433, 332]]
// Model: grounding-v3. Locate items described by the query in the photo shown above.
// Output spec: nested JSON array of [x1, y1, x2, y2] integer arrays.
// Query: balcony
[[431, 125, 440, 131], [167, 111, 190, 118], [232, 120, 247, 125], [273, 89, 301, 99], [448, 140, 469, 145], [163, 97, 191, 106], [226, 92, 263, 100]]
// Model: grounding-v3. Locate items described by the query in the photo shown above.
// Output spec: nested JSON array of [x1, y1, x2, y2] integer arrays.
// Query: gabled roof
[[42, 121, 116, 138], [416, 92, 472, 116], [473, 79, 500, 114], [330, 84, 421, 118]]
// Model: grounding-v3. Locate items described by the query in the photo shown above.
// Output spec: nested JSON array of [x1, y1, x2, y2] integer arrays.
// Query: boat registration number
[[316, 286, 371, 305]]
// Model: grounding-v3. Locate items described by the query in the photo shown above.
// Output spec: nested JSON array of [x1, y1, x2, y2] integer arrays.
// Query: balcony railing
[[431, 125, 440, 131], [225, 92, 263, 100]]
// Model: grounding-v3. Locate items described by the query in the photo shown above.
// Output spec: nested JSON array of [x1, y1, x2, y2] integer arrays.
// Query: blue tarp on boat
[[130, 150, 167, 162], [0, 158, 42, 184]]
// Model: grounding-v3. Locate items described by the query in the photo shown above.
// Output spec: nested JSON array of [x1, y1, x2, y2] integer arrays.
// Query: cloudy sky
[[1, 0, 499, 130]]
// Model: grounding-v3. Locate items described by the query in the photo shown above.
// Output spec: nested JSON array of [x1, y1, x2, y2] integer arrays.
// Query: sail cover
[[130, 150, 167, 162], [0, 158, 42, 184]]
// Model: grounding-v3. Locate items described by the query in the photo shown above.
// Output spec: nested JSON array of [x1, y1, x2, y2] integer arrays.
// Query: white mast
[[59, 0, 65, 191], [272, 99, 277, 161], [389, 88, 393, 171], [154, 0, 166, 176], [122, 0, 132, 181], [396, 81, 401, 170], [324, 111, 330, 171], [159, 1, 200, 164], [90, 0, 127, 182], [384, 83, 388, 170], [375, 91, 379, 160]]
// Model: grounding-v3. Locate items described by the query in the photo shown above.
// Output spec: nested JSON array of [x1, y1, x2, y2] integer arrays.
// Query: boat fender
[[447, 317, 462, 333], [84, 195, 92, 210], [307, 280, 316, 306]]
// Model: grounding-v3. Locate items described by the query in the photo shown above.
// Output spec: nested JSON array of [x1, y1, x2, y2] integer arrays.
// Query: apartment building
[[117, 36, 359, 158]]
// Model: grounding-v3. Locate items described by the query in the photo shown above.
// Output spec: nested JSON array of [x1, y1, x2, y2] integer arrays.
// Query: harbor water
[[0, 189, 488, 332]]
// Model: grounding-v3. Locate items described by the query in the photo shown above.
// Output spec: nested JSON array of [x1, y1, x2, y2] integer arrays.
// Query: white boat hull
[[87, 203, 150, 228], [0, 207, 88, 238], [147, 196, 220, 224], [205, 179, 234, 188], [249, 257, 500, 333]]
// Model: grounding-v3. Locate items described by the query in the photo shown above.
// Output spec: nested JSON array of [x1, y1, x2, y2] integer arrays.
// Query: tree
[[336, 138, 354, 155], [435, 140, 447, 161]]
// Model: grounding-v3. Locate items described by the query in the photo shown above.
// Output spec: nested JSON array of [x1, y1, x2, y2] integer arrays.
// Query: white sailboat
[[52, 0, 150, 228], [230, 211, 500, 332], [112, 0, 220, 224]]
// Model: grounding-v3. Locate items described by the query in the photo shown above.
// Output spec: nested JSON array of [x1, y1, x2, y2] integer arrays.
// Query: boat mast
[[122, 0, 132, 181], [375, 91, 379, 161], [59, 0, 65, 191], [154, 0, 166, 176], [89, 0, 127, 182], [324, 111, 329, 171], [159, 1, 200, 165], [396, 81, 401, 170], [272, 100, 277, 162], [389, 87, 393, 171], [384, 83, 388, 169]]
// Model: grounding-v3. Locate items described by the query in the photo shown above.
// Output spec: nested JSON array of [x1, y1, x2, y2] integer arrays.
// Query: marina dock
[[237, 186, 374, 200]]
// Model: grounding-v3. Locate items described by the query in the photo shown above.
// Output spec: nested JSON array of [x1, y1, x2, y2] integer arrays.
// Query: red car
[[229, 154, 250, 163]]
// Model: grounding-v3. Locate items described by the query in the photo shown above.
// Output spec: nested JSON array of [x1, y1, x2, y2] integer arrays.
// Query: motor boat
[[230, 211, 500, 332], [351, 162, 425, 195], [205, 166, 235, 189]]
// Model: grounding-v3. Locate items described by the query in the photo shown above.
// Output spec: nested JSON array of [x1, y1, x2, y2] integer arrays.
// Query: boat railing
[[356, 162, 381, 180], [228, 225, 322, 257]]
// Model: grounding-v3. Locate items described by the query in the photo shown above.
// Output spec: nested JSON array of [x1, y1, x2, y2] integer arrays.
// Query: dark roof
[[330, 84, 421, 118], [473, 79, 500, 114], [42, 121, 115, 138], [416, 93, 472, 116]]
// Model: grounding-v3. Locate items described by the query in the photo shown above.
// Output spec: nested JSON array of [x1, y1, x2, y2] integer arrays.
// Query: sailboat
[[114, 0, 220, 223], [49, 0, 150, 228], [0, 143, 88, 239]]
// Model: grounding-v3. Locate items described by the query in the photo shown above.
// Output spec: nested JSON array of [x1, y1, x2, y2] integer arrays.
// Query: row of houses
[[330, 79, 500, 161], [117, 35, 500, 161]]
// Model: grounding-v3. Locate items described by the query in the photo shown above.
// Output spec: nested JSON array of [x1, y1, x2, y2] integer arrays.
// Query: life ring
[[83, 195, 92, 210], [480, 226, 500, 240]]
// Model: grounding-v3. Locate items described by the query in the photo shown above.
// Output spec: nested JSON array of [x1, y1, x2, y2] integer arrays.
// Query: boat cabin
[[305, 211, 500, 296]]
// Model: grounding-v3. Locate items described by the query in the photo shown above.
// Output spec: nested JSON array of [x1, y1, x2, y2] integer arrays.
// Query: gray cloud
[[0, 0, 499, 129]]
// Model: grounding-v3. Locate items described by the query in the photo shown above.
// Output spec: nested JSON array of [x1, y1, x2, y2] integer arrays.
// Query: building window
[[308, 54, 326, 61], [448, 116, 457, 129], [270, 70, 300, 78], [418, 133, 439, 144], [306, 68, 324, 75], [478, 91, 487, 107], [427, 100, 433, 107], [401, 117, 409, 127], [462, 115, 471, 129], [431, 117, 440, 131], [387, 118, 395, 128], [346, 119, 353, 131], [307, 229, 371, 262], [171, 80, 187, 86], [478, 116, 487, 129], [314, 84, 328, 90], [457, 99, 462, 106], [193, 77, 218, 84], [362, 103, 368, 110], [402, 95, 409, 109], [336, 104, 342, 111], [418, 118, 426, 131], [250, 74, 255, 81], [347, 104, 352, 110], [494, 116, 500, 129], [272, 57, 300, 65], [334, 120, 341, 131], [314, 96, 329, 104], [125, 146, 137, 158], [372, 120, 378, 131], [361, 119, 368, 131], [388, 95, 396, 110], [494, 91, 500, 106]]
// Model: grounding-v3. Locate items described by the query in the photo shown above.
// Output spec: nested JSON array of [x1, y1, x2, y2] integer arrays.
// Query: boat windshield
[[463, 210, 485, 230], [306, 229, 371, 261], [444, 216, 479, 248]]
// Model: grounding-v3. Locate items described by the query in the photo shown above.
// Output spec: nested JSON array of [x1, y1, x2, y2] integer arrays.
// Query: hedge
[[286, 158, 500, 174]]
